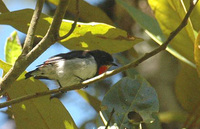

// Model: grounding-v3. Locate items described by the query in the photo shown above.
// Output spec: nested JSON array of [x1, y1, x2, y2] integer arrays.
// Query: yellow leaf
[[148, 0, 195, 63]]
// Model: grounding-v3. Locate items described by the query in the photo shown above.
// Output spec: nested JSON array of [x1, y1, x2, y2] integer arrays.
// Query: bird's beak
[[111, 62, 118, 66]]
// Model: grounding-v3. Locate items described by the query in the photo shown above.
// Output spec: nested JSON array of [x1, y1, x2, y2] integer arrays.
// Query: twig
[[0, 0, 70, 95], [58, 0, 80, 41], [22, 0, 44, 54], [0, 0, 10, 13], [105, 109, 115, 129], [0, 0, 198, 108]]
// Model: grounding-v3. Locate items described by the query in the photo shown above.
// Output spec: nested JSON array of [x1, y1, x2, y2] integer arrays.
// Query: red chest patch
[[98, 66, 109, 75]]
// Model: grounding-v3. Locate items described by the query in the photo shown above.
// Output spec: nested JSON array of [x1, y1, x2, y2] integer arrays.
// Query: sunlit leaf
[[0, 9, 143, 54], [101, 77, 159, 128], [0, 59, 26, 80], [0, 60, 12, 74], [47, 0, 113, 25], [7, 79, 78, 129], [5, 31, 22, 64], [175, 62, 200, 112], [148, 0, 195, 63], [183, 0, 200, 31], [76, 90, 101, 112], [116, 0, 195, 67]]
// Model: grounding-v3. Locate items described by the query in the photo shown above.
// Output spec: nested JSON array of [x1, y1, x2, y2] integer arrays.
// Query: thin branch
[[0, 0, 10, 13], [58, 0, 80, 41], [105, 109, 115, 129], [22, 0, 44, 55], [0, 0, 198, 108], [0, 0, 70, 95]]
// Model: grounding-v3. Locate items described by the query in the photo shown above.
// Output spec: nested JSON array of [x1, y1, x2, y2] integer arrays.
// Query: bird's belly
[[55, 57, 97, 87]]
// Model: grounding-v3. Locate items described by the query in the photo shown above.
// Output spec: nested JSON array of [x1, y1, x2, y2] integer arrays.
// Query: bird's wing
[[37, 50, 91, 67]]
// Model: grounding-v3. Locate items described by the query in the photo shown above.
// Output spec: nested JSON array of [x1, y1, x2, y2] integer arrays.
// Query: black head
[[88, 50, 117, 67]]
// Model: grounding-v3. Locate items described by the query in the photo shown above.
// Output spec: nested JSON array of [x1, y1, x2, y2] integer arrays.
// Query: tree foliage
[[0, 0, 200, 129]]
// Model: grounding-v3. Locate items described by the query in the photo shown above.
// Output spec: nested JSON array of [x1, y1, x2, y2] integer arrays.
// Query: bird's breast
[[55, 56, 97, 87]]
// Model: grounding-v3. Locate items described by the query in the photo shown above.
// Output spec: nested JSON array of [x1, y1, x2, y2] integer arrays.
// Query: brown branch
[[0, 0, 198, 108], [0, 0, 70, 95], [0, 0, 10, 13], [22, 0, 44, 54], [58, 0, 80, 41]]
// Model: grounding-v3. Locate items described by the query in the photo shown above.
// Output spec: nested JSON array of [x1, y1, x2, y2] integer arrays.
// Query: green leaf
[[0, 9, 143, 54], [145, 114, 162, 129], [47, 0, 113, 25], [116, 0, 195, 67], [5, 31, 22, 64], [148, 0, 195, 63], [76, 90, 101, 112], [115, 0, 165, 42], [101, 77, 159, 129], [0, 59, 12, 74], [175, 62, 200, 112], [0, 59, 27, 80], [183, 0, 200, 31], [194, 31, 200, 76], [7, 79, 78, 129]]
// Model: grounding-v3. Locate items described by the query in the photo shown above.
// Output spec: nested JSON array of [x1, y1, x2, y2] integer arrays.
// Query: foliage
[[0, 0, 200, 129], [0, 9, 142, 54], [101, 77, 159, 128]]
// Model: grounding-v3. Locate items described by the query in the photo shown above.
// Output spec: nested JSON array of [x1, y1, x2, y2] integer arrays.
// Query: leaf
[[76, 90, 101, 112], [116, 0, 195, 68], [115, 0, 165, 42], [175, 62, 200, 112], [0, 60, 12, 74], [194, 31, 200, 76], [183, 0, 200, 31], [7, 79, 78, 129], [116, 53, 139, 78], [101, 77, 159, 129], [145, 114, 162, 129], [148, 0, 195, 63], [5, 31, 22, 64], [0, 9, 143, 54], [47, 0, 113, 25]]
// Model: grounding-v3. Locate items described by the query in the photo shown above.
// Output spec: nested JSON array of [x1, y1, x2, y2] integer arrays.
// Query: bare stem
[[22, 0, 44, 54], [0, 0, 198, 108]]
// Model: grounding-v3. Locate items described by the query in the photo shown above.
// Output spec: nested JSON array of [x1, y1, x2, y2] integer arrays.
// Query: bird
[[25, 50, 117, 88]]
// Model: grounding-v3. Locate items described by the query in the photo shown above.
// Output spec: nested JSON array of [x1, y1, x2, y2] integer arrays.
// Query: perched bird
[[25, 50, 117, 87]]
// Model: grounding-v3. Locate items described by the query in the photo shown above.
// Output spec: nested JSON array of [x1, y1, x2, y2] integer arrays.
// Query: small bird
[[25, 50, 117, 87]]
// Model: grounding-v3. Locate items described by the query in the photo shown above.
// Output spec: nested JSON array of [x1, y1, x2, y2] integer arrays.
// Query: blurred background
[[0, 0, 184, 129]]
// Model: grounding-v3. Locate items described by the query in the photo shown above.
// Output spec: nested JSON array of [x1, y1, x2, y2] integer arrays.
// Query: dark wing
[[37, 50, 91, 67]]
